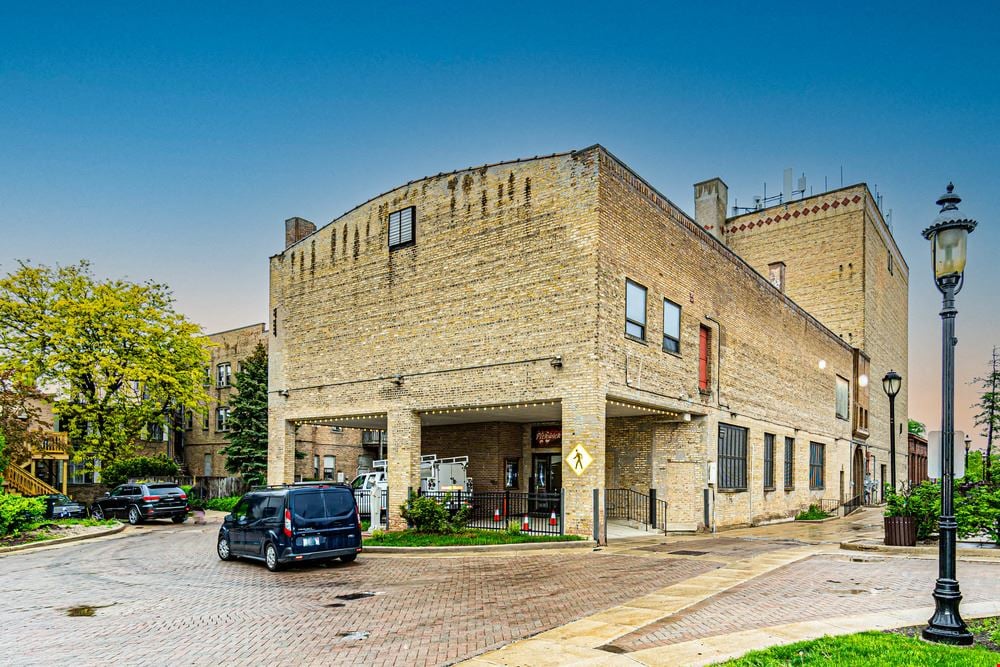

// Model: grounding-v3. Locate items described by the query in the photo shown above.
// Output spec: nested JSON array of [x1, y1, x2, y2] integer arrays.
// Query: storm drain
[[669, 549, 708, 556], [336, 591, 380, 601]]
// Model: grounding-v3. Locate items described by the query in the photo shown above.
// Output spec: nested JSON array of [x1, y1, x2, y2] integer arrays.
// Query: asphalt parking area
[[0, 522, 719, 666]]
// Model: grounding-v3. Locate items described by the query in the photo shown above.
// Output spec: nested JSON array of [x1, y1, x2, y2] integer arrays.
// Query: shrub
[[0, 493, 46, 536], [400, 494, 470, 534], [506, 520, 522, 536], [885, 481, 941, 540], [795, 504, 830, 521], [100, 455, 179, 487], [205, 496, 240, 512]]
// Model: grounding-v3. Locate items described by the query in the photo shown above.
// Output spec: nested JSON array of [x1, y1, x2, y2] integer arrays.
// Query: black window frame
[[763, 433, 775, 491], [784, 436, 795, 490], [662, 298, 681, 354], [388, 206, 416, 250], [809, 442, 825, 490], [717, 423, 748, 491], [625, 279, 647, 341]]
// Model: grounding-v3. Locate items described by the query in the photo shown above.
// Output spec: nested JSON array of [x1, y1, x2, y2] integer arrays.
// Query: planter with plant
[[884, 482, 940, 546]]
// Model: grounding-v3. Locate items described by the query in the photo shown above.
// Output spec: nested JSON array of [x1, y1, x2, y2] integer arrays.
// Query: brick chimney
[[284, 217, 317, 249], [694, 178, 728, 243]]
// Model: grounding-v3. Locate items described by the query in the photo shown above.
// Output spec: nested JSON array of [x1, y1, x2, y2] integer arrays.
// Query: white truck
[[350, 454, 473, 515]]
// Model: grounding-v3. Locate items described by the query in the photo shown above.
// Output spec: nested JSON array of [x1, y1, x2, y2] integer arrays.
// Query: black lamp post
[[882, 370, 902, 491], [921, 183, 976, 645], [964, 434, 971, 471]]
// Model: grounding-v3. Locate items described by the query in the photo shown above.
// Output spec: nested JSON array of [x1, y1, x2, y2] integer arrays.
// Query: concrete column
[[387, 409, 421, 531], [694, 178, 729, 242], [267, 419, 297, 485], [561, 392, 606, 539]]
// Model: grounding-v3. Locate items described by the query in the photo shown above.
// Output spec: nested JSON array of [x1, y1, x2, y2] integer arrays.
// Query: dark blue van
[[217, 483, 362, 572]]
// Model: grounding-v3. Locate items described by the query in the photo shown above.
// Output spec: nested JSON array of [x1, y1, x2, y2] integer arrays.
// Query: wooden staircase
[[3, 463, 61, 496]]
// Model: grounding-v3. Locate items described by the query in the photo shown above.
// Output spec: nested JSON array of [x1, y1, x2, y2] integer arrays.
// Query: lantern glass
[[933, 226, 968, 278], [882, 371, 901, 398]]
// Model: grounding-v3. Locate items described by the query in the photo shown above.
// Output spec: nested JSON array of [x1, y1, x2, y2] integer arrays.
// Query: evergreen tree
[[221, 343, 268, 485], [972, 346, 999, 480]]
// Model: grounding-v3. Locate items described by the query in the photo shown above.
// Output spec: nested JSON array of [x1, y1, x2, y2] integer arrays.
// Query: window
[[625, 279, 647, 340], [313, 455, 319, 480], [388, 206, 415, 249], [718, 424, 748, 491], [784, 437, 794, 490], [323, 455, 335, 480], [809, 442, 825, 489], [202, 365, 211, 387], [836, 375, 849, 420], [853, 350, 870, 435], [204, 453, 213, 477], [662, 299, 680, 353], [764, 433, 775, 491], [768, 262, 786, 292], [185, 409, 193, 430], [698, 325, 711, 392], [216, 407, 231, 432], [202, 412, 209, 430], [217, 363, 232, 388]]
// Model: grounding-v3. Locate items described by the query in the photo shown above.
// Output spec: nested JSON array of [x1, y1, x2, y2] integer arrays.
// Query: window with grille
[[625, 279, 647, 340], [718, 423, 748, 491], [388, 206, 415, 249], [784, 436, 794, 490], [764, 433, 775, 490], [663, 298, 680, 353], [809, 442, 825, 489]]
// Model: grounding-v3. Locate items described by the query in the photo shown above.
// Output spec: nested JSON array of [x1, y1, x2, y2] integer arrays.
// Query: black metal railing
[[353, 488, 389, 522], [417, 490, 564, 535], [819, 498, 841, 515], [842, 494, 862, 516], [606, 488, 667, 532]]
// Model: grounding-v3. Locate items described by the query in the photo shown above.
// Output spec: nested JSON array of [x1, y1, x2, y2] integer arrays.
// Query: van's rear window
[[291, 489, 354, 519]]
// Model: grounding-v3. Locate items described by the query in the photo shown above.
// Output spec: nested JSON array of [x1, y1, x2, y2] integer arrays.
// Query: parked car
[[217, 483, 363, 572], [90, 483, 189, 525], [42, 493, 87, 520]]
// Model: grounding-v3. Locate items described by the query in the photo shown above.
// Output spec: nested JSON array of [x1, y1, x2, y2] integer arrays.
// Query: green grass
[[970, 616, 1000, 644], [364, 529, 584, 547], [25, 517, 119, 531], [715, 631, 1000, 666]]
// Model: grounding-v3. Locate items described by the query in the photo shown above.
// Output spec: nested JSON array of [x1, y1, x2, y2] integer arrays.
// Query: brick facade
[[267, 145, 906, 536]]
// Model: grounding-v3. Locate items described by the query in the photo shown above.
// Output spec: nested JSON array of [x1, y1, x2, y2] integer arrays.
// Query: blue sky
[[2, 2, 998, 440]]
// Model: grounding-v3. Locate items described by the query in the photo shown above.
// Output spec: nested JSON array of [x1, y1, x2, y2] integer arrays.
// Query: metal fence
[[605, 488, 667, 532], [353, 488, 389, 522], [418, 489, 564, 535], [818, 498, 841, 515], [842, 494, 862, 516]]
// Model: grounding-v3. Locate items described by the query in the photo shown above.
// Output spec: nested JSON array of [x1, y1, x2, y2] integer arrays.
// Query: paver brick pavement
[[0, 522, 718, 666]]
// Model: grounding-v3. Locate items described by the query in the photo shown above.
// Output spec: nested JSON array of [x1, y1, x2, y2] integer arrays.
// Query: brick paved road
[[0, 522, 719, 666], [607, 553, 1000, 653]]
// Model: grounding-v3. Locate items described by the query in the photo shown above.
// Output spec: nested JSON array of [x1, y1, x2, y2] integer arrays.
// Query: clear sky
[[2, 2, 998, 445]]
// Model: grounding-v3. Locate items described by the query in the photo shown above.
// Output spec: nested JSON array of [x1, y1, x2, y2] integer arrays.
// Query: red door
[[698, 326, 710, 391]]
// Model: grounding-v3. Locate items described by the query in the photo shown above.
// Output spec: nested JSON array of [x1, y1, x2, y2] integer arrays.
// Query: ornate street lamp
[[882, 370, 902, 491], [965, 434, 972, 471], [921, 183, 977, 645]]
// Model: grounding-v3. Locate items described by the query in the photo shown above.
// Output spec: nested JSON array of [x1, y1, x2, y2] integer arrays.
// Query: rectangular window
[[323, 455, 336, 480], [809, 442, 825, 489], [625, 279, 647, 340], [836, 375, 849, 420], [217, 363, 232, 388], [718, 423, 748, 491], [185, 409, 193, 430], [662, 299, 680, 353], [202, 412, 209, 430], [784, 437, 795, 490], [216, 407, 231, 432], [764, 433, 775, 491], [388, 206, 415, 249], [313, 455, 319, 480], [698, 325, 711, 392], [204, 453, 213, 477]]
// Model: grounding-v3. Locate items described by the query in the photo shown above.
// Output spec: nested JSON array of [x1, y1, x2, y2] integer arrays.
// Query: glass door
[[530, 454, 562, 514]]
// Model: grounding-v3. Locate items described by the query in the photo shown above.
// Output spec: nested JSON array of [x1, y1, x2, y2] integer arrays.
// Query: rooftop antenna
[[795, 173, 807, 198], [840, 166, 844, 187]]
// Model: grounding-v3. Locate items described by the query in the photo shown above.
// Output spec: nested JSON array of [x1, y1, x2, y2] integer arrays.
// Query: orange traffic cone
[[493, 508, 501, 522], [522, 515, 530, 532], [549, 511, 557, 526]]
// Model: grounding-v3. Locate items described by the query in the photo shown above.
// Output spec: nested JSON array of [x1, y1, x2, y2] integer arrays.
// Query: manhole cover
[[670, 550, 708, 556], [336, 592, 379, 601]]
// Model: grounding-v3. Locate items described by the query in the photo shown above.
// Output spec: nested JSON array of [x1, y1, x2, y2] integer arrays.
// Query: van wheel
[[340, 553, 358, 564], [265, 543, 283, 572], [217, 535, 234, 561]]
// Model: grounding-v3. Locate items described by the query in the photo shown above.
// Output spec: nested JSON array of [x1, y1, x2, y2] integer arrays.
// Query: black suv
[[217, 483, 362, 572], [90, 483, 189, 524]]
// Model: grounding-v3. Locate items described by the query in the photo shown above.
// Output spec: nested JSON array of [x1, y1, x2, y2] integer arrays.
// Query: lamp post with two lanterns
[[921, 183, 976, 645]]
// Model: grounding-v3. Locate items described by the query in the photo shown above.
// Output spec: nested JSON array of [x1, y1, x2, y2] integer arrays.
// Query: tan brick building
[[267, 145, 907, 537], [182, 323, 365, 483]]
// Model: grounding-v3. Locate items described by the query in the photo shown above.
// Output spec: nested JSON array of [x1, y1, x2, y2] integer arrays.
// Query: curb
[[363, 539, 596, 554], [0, 523, 126, 555], [840, 539, 1000, 560]]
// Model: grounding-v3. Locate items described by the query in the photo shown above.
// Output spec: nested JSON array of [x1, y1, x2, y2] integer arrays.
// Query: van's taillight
[[284, 509, 292, 537], [143, 495, 160, 501]]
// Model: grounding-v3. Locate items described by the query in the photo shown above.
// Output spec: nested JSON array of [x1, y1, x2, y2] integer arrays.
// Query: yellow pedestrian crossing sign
[[567, 444, 593, 476]]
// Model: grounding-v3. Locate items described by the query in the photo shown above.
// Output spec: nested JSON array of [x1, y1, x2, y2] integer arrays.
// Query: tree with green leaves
[[0, 261, 211, 469], [220, 343, 268, 485], [972, 346, 999, 479], [908, 419, 926, 437]]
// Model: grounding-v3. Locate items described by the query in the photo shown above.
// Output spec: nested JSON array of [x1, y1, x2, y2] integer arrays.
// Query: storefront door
[[530, 453, 562, 514]]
